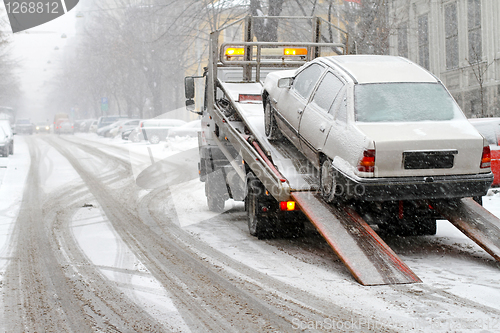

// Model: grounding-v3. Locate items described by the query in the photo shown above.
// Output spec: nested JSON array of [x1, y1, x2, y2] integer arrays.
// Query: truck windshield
[[355, 83, 465, 122]]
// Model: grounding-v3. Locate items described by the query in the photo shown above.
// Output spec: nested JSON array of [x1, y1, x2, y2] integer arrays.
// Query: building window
[[398, 22, 408, 58], [418, 14, 429, 69], [445, 2, 458, 69], [468, 0, 482, 62]]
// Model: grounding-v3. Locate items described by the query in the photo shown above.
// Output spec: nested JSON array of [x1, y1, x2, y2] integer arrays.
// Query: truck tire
[[246, 172, 273, 239], [206, 171, 225, 213], [264, 101, 282, 141]]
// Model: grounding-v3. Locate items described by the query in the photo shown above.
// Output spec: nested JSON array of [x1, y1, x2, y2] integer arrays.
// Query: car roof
[[322, 55, 438, 84]]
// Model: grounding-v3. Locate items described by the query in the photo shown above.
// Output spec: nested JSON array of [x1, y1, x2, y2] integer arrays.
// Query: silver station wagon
[[262, 55, 493, 202]]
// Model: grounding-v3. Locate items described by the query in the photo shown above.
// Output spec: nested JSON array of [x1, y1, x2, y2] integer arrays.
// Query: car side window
[[311, 72, 344, 113], [293, 64, 324, 100], [333, 90, 348, 123]]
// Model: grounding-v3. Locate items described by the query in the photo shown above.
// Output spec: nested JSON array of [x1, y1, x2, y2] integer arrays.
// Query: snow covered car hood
[[355, 120, 486, 177]]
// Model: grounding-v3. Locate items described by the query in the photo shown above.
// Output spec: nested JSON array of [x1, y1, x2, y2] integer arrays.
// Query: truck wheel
[[264, 101, 282, 141], [246, 173, 273, 239], [320, 158, 338, 203], [206, 171, 225, 213], [149, 134, 161, 144]]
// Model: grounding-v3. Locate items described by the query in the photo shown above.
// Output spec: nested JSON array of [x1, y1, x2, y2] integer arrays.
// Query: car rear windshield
[[355, 83, 465, 122]]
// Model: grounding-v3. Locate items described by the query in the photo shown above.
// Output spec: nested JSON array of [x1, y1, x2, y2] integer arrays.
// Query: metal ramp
[[292, 192, 421, 286], [432, 197, 500, 262]]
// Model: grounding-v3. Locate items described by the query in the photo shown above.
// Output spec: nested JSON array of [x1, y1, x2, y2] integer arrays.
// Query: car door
[[299, 71, 345, 168], [275, 63, 324, 147]]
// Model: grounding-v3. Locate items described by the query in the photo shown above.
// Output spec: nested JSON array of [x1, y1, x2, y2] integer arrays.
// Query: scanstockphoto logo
[[3, 0, 79, 33]]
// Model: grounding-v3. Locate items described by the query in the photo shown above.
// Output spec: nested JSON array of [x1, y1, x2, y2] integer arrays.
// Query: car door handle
[[319, 124, 326, 132], [298, 109, 303, 114]]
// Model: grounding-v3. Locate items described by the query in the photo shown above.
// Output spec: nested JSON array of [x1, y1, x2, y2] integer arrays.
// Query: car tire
[[320, 158, 338, 203], [9, 143, 13, 155], [2, 145, 9, 157], [264, 101, 282, 141], [246, 172, 275, 239], [149, 134, 161, 144]]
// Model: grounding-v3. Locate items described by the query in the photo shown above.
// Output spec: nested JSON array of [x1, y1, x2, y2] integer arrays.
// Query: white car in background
[[167, 119, 201, 138], [108, 119, 141, 137], [263, 55, 493, 203], [0, 119, 14, 155], [0, 126, 10, 156]]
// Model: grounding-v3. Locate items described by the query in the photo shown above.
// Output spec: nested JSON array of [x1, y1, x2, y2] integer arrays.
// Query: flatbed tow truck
[[185, 16, 500, 285]]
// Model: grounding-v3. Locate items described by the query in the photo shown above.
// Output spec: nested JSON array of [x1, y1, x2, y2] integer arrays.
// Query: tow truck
[[185, 16, 500, 285]]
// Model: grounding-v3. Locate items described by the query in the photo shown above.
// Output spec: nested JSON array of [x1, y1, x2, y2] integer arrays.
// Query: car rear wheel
[[320, 158, 338, 203], [246, 172, 273, 239], [264, 101, 282, 141], [9, 143, 13, 155], [149, 134, 161, 144]]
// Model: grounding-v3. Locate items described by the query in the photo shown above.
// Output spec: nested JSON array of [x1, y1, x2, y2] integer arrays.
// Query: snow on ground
[[2, 133, 500, 331], [0, 136, 30, 276], [0, 135, 189, 330], [71, 205, 191, 332]]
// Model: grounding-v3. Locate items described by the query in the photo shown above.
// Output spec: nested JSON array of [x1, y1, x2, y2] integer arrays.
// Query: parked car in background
[[141, 118, 186, 144], [470, 118, 500, 187], [0, 127, 10, 156], [88, 120, 98, 133], [127, 120, 145, 142], [108, 119, 140, 137], [97, 119, 130, 137], [35, 122, 51, 134], [79, 119, 97, 132], [96, 115, 128, 132], [167, 119, 201, 138], [0, 119, 14, 155], [14, 118, 33, 135], [121, 128, 134, 140], [57, 121, 74, 134], [263, 55, 493, 203]]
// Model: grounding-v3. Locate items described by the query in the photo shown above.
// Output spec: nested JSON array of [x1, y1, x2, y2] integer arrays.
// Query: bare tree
[[467, 48, 494, 117]]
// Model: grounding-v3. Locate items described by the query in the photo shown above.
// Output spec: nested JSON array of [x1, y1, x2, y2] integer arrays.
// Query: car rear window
[[355, 83, 465, 122]]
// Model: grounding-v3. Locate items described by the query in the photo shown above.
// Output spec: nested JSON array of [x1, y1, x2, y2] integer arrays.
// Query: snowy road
[[0, 134, 499, 332]]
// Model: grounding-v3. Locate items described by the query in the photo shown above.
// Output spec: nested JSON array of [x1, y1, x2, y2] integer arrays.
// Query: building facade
[[389, 0, 500, 117]]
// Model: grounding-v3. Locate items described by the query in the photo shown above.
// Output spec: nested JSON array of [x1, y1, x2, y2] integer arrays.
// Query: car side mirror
[[278, 77, 292, 88]]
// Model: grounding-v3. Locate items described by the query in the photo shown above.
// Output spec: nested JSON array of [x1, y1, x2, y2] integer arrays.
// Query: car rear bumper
[[338, 171, 494, 201]]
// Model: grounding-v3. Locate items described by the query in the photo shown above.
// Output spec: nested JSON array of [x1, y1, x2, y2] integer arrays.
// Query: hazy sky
[[5, 2, 82, 121]]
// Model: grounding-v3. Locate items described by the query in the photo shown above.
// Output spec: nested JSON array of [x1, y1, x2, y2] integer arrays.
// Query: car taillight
[[480, 146, 491, 168], [357, 149, 376, 173]]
